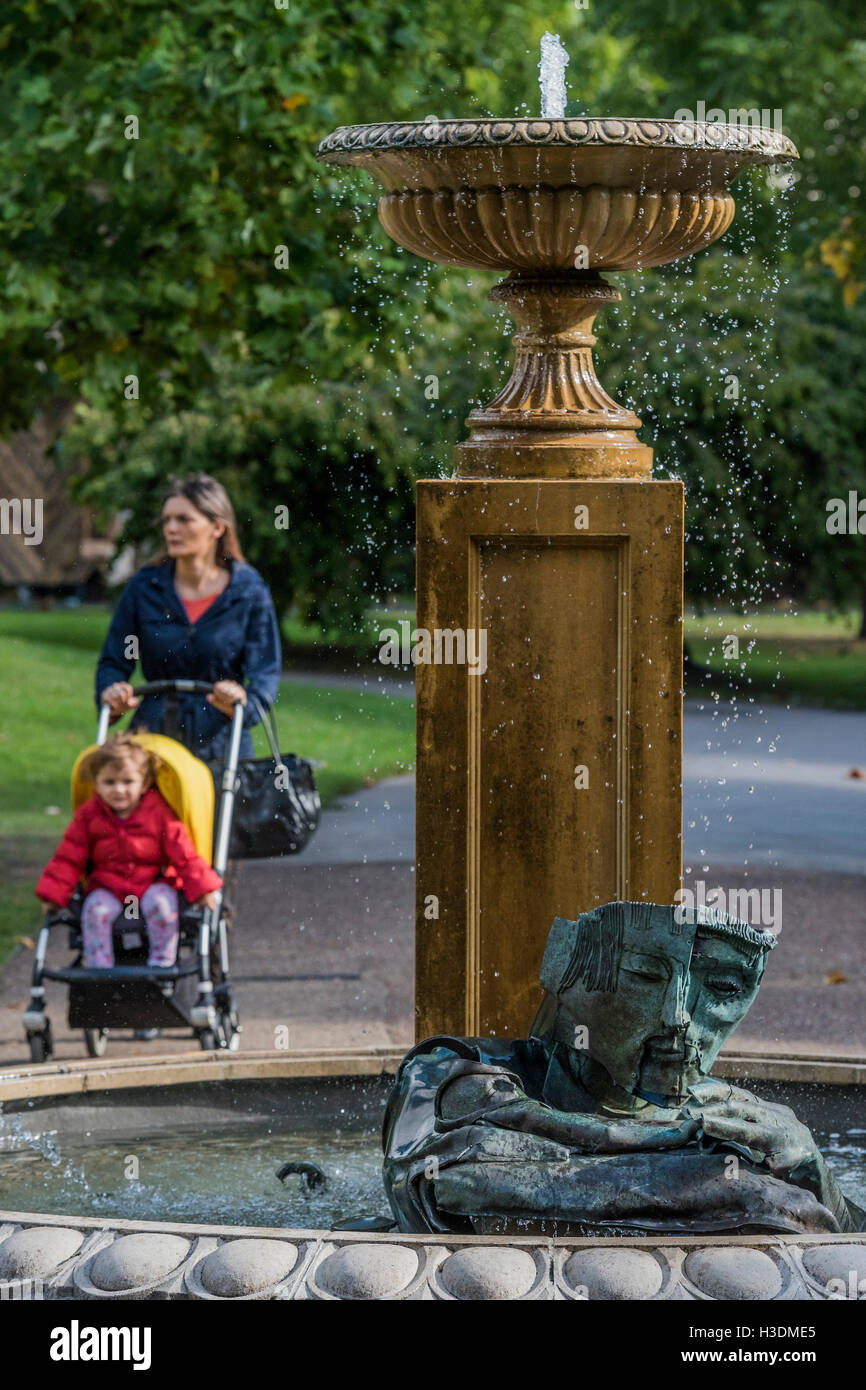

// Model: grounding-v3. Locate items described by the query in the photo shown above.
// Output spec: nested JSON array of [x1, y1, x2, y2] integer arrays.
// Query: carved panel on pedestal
[[416, 479, 683, 1039]]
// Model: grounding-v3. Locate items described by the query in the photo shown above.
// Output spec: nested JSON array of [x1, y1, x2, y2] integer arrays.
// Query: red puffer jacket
[[35, 787, 222, 907]]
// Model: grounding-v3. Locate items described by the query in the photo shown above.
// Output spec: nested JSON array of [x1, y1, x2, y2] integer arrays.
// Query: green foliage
[[591, 0, 866, 613], [0, 0, 864, 626], [600, 249, 866, 610], [603, 0, 866, 283], [1, 0, 604, 624]]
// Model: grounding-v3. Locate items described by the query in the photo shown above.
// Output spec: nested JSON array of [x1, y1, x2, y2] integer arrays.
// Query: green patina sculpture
[[383, 903, 864, 1235]]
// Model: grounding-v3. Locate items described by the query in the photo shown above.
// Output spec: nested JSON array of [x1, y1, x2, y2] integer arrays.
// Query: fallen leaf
[[847, 767, 865, 779], [14, 935, 35, 950], [823, 971, 848, 985]]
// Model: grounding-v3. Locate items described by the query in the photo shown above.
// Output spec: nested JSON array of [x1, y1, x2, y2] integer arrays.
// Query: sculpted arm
[[436, 1068, 698, 1152], [688, 1082, 865, 1232]]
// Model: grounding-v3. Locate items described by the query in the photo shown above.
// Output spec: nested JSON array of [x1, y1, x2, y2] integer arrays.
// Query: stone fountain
[[317, 113, 798, 1040], [1, 89, 864, 1303]]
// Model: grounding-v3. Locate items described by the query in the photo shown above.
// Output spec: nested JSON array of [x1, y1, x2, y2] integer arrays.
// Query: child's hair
[[79, 733, 161, 790]]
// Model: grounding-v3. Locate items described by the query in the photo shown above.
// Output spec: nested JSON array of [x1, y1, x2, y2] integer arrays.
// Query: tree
[[595, 0, 866, 621], [0, 0, 630, 624], [1, 0, 863, 627]]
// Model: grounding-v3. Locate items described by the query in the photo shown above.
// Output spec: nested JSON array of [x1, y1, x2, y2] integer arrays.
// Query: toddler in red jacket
[[36, 733, 222, 969]]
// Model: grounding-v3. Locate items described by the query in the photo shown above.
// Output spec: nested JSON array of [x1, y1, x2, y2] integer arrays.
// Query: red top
[[36, 787, 222, 906], [182, 592, 220, 623]]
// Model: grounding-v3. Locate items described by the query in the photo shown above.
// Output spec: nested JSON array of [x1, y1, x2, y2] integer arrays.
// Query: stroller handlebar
[[96, 679, 245, 746], [131, 679, 217, 697]]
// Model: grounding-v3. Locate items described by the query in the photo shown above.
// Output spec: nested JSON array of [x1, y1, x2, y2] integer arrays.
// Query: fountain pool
[[2, 1067, 864, 1230], [1, 1053, 864, 1299]]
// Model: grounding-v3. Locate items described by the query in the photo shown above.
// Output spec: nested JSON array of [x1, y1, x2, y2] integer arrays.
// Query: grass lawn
[[282, 605, 415, 669], [685, 610, 866, 709], [0, 608, 415, 965], [287, 603, 866, 708]]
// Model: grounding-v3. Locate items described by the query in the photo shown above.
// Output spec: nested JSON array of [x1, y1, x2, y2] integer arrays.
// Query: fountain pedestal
[[418, 265, 683, 1035], [416, 475, 682, 1036], [453, 272, 650, 479], [317, 115, 797, 1038]]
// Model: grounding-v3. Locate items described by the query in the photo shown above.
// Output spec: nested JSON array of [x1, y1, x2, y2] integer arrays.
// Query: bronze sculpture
[[383, 903, 864, 1235]]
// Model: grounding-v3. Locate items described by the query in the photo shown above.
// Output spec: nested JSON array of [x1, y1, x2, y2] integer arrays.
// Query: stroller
[[23, 679, 246, 1060]]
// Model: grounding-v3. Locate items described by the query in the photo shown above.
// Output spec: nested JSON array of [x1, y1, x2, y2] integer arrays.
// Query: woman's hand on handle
[[100, 682, 140, 720], [207, 680, 247, 718]]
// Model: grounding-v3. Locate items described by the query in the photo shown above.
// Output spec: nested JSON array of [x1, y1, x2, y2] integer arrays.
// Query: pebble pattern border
[[0, 1219, 862, 1301]]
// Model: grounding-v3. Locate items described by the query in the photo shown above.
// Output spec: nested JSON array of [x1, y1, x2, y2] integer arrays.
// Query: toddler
[[36, 733, 222, 968]]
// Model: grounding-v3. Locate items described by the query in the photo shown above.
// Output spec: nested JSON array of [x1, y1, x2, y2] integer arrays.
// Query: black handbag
[[208, 697, 320, 860]]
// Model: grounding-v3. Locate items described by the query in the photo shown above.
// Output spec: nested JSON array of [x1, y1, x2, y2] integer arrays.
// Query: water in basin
[[0, 1075, 392, 1229], [0, 1123, 386, 1229], [0, 1075, 863, 1230]]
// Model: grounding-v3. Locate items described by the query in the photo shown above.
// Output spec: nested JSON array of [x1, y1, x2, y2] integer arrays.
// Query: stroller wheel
[[84, 1028, 108, 1058], [197, 1008, 241, 1052], [28, 1022, 53, 1065], [219, 1003, 241, 1052]]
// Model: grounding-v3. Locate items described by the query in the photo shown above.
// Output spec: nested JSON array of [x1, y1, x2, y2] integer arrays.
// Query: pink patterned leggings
[[81, 883, 179, 968]]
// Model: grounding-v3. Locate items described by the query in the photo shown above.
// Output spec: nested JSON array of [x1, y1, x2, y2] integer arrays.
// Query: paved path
[[0, 858, 862, 1064], [683, 701, 866, 875], [287, 689, 866, 874]]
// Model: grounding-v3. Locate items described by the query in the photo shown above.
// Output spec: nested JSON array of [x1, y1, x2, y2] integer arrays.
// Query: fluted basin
[[317, 117, 798, 272], [317, 117, 798, 475]]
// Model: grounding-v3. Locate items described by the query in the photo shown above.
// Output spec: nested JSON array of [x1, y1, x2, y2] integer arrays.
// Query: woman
[[97, 474, 281, 759], [96, 475, 280, 1040]]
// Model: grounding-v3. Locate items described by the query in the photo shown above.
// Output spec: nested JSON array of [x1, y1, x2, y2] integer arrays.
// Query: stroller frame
[[23, 679, 246, 1060]]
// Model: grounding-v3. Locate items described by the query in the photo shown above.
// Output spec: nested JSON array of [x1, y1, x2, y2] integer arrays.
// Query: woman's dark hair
[[158, 473, 245, 568]]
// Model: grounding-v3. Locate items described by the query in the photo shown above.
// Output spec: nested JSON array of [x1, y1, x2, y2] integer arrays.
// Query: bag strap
[[249, 693, 316, 830], [250, 694, 284, 768]]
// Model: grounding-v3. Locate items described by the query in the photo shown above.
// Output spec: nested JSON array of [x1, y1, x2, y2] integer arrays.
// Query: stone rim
[[2, 1219, 862, 1301], [317, 117, 798, 163]]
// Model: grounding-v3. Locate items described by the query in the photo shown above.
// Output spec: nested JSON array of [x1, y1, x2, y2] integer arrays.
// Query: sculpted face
[[538, 904, 772, 1105]]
